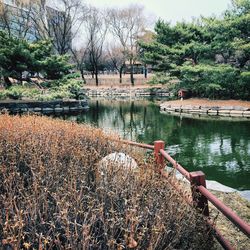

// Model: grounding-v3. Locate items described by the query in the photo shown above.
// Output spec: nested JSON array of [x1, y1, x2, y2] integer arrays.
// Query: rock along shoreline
[[160, 102, 250, 119], [0, 99, 89, 114]]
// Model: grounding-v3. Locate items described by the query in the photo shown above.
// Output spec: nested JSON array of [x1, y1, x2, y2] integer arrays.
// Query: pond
[[62, 98, 250, 191]]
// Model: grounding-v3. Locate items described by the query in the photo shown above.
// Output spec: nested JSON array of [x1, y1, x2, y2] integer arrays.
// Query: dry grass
[[0, 114, 216, 249], [83, 73, 153, 87], [209, 191, 250, 250]]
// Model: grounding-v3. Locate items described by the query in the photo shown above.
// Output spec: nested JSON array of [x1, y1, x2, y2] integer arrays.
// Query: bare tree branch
[[30, 0, 88, 54], [107, 4, 146, 85], [84, 6, 108, 86]]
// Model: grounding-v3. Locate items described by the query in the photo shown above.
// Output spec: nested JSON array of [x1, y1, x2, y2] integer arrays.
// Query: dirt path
[[162, 98, 250, 108]]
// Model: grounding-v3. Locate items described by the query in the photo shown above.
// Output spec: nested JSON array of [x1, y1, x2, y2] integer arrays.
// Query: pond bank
[[161, 98, 250, 118], [0, 99, 89, 114]]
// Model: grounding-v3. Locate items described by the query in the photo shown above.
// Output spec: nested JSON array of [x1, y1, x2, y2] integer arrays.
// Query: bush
[[205, 83, 223, 99], [178, 64, 245, 99], [238, 71, 250, 99], [0, 115, 215, 250], [38, 78, 84, 100], [0, 90, 7, 100], [63, 72, 81, 79], [5, 86, 25, 100], [0, 31, 73, 83], [39, 78, 85, 100], [36, 90, 73, 101], [3, 86, 42, 100], [59, 79, 85, 99], [0, 79, 84, 101]]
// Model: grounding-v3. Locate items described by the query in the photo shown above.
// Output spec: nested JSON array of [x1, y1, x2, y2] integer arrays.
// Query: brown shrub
[[0, 114, 216, 249]]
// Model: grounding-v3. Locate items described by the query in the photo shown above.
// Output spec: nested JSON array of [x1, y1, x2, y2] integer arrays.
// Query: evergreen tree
[[0, 31, 72, 86], [139, 0, 250, 99]]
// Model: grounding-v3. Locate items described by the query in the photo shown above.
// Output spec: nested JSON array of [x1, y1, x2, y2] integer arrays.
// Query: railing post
[[190, 171, 209, 216], [154, 140, 165, 169]]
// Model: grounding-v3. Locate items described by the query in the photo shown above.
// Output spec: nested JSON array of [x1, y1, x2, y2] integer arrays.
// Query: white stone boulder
[[97, 152, 138, 185]]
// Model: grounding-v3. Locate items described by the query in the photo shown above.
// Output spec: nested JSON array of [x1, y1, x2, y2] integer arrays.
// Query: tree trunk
[[130, 59, 134, 86], [19, 72, 23, 85], [144, 64, 148, 79], [95, 69, 99, 86], [3, 77, 12, 88], [193, 54, 198, 65], [119, 66, 123, 84], [80, 69, 86, 83]]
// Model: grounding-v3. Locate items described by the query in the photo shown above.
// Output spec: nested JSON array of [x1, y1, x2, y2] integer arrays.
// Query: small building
[[178, 89, 189, 99]]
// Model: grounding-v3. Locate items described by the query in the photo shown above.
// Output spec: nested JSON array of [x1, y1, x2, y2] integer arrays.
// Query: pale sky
[[85, 0, 232, 24]]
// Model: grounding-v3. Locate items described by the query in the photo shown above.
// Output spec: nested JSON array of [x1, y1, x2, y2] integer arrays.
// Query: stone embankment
[[0, 99, 89, 114], [85, 87, 170, 97], [160, 104, 250, 118]]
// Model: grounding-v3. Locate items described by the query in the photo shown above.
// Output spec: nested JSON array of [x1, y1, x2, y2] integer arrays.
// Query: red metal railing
[[121, 139, 250, 250], [120, 139, 154, 150]]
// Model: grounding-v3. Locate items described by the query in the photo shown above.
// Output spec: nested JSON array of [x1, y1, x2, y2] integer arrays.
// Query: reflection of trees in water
[[230, 137, 243, 170], [65, 99, 250, 189], [129, 101, 135, 139], [93, 100, 99, 125], [83, 99, 164, 142], [168, 118, 250, 189]]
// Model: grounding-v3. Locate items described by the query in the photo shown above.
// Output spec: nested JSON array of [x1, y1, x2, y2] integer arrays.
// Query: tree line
[[140, 0, 250, 99], [0, 0, 150, 86], [0, 0, 249, 100]]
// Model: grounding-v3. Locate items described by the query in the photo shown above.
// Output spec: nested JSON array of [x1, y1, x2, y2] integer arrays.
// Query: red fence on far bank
[[120, 139, 250, 250]]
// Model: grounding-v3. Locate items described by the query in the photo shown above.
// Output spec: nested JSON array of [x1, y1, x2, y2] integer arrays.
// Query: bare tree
[[84, 7, 107, 86], [0, 0, 88, 55], [31, 0, 88, 55], [106, 44, 126, 83], [71, 43, 89, 82], [108, 5, 146, 86]]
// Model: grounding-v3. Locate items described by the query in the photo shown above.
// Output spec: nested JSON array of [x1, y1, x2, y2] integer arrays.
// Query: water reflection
[[63, 99, 250, 190]]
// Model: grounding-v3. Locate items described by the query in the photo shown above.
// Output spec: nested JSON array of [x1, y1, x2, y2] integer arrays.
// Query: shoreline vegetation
[[0, 114, 249, 249], [0, 114, 216, 249]]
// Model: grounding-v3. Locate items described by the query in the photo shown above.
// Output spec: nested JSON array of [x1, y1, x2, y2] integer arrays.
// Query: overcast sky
[[85, 0, 232, 24]]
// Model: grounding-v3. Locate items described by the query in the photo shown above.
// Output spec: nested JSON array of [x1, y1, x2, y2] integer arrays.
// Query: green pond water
[[63, 98, 250, 191]]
